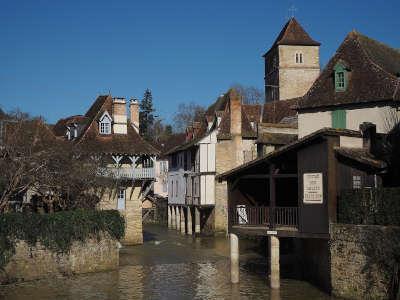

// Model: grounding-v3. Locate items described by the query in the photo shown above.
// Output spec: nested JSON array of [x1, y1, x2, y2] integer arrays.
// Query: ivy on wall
[[338, 188, 400, 226], [0, 210, 125, 269]]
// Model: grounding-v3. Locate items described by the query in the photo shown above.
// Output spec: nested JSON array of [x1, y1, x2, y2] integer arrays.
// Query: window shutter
[[332, 110, 346, 129]]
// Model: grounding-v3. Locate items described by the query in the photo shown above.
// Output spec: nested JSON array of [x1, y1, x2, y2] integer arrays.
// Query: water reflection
[[0, 225, 333, 299]]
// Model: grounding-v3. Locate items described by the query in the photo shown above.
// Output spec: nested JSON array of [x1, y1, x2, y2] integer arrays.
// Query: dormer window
[[334, 62, 348, 92], [295, 52, 303, 64], [99, 111, 112, 135], [66, 124, 78, 140]]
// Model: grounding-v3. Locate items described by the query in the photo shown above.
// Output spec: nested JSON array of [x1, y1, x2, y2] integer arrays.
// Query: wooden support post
[[195, 207, 201, 234], [176, 206, 180, 231], [180, 206, 186, 234], [269, 235, 280, 289], [168, 206, 172, 228], [269, 164, 276, 229], [230, 233, 239, 283], [187, 207, 193, 235]]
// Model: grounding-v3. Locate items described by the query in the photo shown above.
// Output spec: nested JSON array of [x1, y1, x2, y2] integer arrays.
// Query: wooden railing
[[230, 205, 298, 228], [274, 207, 298, 227], [102, 167, 155, 180]]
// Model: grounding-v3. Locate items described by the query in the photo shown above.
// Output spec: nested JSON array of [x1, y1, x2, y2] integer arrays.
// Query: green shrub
[[338, 188, 400, 226], [0, 210, 125, 269]]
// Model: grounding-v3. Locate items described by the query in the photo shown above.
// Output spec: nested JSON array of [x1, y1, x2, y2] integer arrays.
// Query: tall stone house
[[264, 17, 320, 102], [53, 95, 159, 245]]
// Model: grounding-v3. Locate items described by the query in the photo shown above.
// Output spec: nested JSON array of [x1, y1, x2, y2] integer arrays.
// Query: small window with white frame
[[117, 189, 126, 210], [295, 52, 303, 64], [99, 111, 112, 135], [353, 175, 362, 189]]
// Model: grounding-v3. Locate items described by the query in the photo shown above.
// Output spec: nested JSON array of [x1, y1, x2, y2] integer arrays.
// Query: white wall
[[298, 111, 331, 138], [298, 106, 399, 138], [200, 174, 215, 205], [167, 171, 186, 205]]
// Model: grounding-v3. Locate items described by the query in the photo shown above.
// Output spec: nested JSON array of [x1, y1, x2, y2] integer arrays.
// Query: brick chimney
[[192, 121, 202, 138], [230, 89, 242, 136], [229, 89, 243, 165], [360, 122, 377, 155], [112, 97, 127, 134], [129, 98, 140, 133]]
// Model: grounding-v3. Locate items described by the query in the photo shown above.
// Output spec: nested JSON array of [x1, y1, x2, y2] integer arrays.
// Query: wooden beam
[[269, 164, 276, 229], [239, 174, 297, 180], [112, 155, 123, 165]]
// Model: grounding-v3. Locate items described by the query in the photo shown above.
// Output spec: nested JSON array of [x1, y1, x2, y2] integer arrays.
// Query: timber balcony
[[230, 206, 298, 230], [101, 167, 156, 180]]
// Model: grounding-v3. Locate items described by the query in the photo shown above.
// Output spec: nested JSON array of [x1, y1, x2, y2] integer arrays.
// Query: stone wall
[[330, 224, 400, 299], [99, 185, 143, 245], [1, 235, 119, 284], [278, 45, 320, 101]]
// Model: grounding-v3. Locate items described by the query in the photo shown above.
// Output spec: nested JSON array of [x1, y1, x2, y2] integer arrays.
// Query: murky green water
[[0, 225, 333, 299]]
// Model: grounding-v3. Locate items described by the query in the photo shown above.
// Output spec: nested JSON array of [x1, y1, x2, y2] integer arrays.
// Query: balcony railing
[[230, 205, 298, 228], [101, 167, 155, 180]]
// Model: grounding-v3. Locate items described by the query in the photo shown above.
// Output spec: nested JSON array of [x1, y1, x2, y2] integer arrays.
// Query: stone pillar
[[168, 206, 172, 228], [187, 207, 193, 235], [176, 206, 180, 231], [230, 233, 239, 283], [269, 235, 280, 289], [195, 207, 201, 234], [172, 206, 176, 229], [180, 206, 186, 234]]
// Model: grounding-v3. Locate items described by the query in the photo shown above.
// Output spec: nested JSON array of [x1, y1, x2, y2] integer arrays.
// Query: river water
[[0, 224, 333, 299]]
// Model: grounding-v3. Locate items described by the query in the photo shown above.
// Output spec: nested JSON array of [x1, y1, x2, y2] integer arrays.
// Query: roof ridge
[[352, 31, 400, 81]]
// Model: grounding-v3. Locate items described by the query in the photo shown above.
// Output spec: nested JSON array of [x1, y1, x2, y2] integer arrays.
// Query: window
[[117, 189, 125, 210], [336, 72, 345, 88], [353, 175, 362, 189], [99, 111, 112, 135], [175, 181, 178, 197], [334, 62, 348, 92], [100, 121, 111, 134], [332, 109, 346, 129], [295, 52, 303, 64]]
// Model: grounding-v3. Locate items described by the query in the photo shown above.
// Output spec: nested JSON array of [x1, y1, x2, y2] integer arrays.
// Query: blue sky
[[0, 0, 399, 124]]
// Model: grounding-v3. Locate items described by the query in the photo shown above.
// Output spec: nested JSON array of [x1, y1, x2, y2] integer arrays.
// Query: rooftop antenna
[[288, 4, 297, 19]]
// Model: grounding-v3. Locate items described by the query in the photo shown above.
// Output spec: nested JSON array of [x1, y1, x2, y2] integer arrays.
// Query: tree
[[172, 102, 205, 133], [0, 113, 111, 213], [139, 89, 155, 140], [231, 83, 264, 104]]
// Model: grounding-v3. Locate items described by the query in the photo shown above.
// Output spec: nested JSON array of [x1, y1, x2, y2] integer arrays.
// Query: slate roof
[[263, 17, 320, 57], [257, 132, 298, 145], [52, 115, 89, 137], [297, 31, 400, 111], [53, 95, 159, 155], [262, 98, 298, 123], [334, 147, 387, 171]]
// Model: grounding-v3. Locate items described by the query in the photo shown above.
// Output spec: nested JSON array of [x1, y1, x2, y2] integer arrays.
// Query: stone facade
[[278, 45, 320, 100], [99, 185, 143, 245], [215, 139, 256, 233], [330, 224, 400, 299], [265, 43, 320, 102], [1, 235, 119, 284]]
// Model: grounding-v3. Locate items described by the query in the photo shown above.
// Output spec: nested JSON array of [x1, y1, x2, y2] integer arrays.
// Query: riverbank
[[0, 224, 333, 299]]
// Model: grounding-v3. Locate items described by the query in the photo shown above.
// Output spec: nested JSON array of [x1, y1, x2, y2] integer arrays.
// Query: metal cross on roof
[[288, 5, 297, 18]]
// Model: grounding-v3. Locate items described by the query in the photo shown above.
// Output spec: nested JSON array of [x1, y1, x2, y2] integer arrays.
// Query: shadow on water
[[0, 224, 334, 300]]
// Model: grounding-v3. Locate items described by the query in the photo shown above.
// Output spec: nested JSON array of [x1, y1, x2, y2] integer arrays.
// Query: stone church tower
[[264, 18, 320, 102]]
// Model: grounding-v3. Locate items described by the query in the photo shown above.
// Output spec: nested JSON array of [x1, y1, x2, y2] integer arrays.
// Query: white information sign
[[303, 173, 323, 204]]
